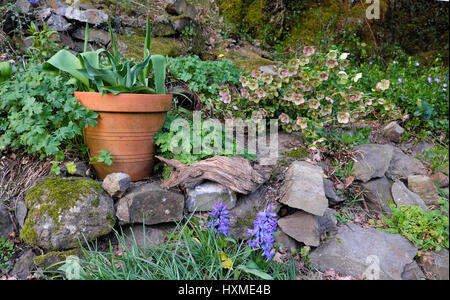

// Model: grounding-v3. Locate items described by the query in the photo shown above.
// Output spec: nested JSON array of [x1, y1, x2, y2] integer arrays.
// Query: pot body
[[74, 92, 172, 181]]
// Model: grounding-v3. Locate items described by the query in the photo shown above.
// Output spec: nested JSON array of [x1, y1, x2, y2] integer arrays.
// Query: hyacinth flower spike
[[207, 201, 230, 237]]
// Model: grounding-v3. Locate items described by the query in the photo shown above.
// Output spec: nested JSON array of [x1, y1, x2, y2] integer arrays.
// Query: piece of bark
[[156, 156, 265, 194]]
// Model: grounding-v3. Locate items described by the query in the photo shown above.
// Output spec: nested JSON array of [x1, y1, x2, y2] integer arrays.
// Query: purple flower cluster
[[28, 0, 39, 4], [247, 205, 277, 261], [208, 202, 230, 236]]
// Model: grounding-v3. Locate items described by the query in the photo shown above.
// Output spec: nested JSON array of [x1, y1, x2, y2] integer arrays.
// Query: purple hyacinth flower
[[28, 0, 39, 4], [428, 77, 433, 84], [208, 202, 230, 236], [247, 205, 278, 261]]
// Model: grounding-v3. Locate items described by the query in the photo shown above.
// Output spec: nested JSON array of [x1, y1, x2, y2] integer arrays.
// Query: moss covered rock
[[215, 46, 275, 73], [20, 177, 115, 251], [116, 32, 185, 60]]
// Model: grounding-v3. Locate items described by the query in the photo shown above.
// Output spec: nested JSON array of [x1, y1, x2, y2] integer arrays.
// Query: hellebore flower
[[208, 202, 231, 236], [247, 205, 278, 261], [279, 113, 290, 124]]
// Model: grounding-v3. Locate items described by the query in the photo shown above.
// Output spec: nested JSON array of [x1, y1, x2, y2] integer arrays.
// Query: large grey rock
[[55, 5, 108, 24], [115, 183, 184, 226], [186, 181, 236, 212], [352, 144, 394, 182], [386, 147, 427, 179], [20, 177, 115, 250], [420, 249, 449, 280], [10, 249, 36, 280], [279, 161, 328, 216], [0, 204, 14, 240], [121, 223, 174, 250], [309, 223, 418, 280], [362, 176, 394, 213], [46, 14, 72, 32], [72, 28, 111, 46], [407, 175, 439, 206], [391, 180, 428, 211], [274, 229, 300, 253], [383, 121, 405, 143], [323, 178, 344, 205], [102, 173, 131, 199], [431, 172, 449, 188], [16, 0, 31, 14]]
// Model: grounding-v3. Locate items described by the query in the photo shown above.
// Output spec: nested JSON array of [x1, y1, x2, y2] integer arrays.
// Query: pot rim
[[74, 91, 173, 113]]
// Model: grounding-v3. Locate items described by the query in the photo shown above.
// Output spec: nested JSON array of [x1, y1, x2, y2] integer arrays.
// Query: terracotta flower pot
[[74, 92, 172, 181]]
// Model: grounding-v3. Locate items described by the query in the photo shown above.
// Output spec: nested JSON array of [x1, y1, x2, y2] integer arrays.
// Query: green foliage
[[379, 201, 449, 251], [0, 237, 14, 272], [417, 145, 449, 174], [154, 110, 254, 179], [25, 22, 62, 63], [0, 63, 98, 159], [44, 18, 167, 95], [356, 56, 449, 137], [167, 55, 241, 98], [40, 216, 296, 280], [319, 127, 371, 152], [0, 61, 11, 83], [89, 150, 114, 166]]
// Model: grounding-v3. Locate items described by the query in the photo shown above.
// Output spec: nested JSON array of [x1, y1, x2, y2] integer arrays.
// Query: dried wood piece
[[156, 155, 265, 194]]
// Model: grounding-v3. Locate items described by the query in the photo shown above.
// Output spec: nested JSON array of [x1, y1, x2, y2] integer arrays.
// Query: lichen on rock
[[20, 177, 115, 251]]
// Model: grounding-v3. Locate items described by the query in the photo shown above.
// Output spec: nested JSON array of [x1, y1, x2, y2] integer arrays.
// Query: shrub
[[0, 63, 98, 159], [214, 47, 377, 145]]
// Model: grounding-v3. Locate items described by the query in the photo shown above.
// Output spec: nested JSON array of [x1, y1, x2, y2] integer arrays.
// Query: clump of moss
[[282, 148, 309, 160], [34, 249, 82, 270], [116, 33, 185, 59]]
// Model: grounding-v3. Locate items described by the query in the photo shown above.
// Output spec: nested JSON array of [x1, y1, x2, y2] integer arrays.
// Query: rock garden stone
[[20, 177, 115, 250], [323, 178, 344, 205], [383, 121, 405, 143], [0, 204, 14, 240], [278, 211, 321, 247], [419, 249, 449, 280], [309, 223, 418, 280], [115, 183, 184, 226], [407, 175, 440, 206], [15, 200, 27, 228], [277, 209, 338, 247], [10, 249, 36, 280], [386, 147, 427, 179], [72, 28, 111, 46], [391, 180, 428, 211], [352, 144, 394, 183], [46, 14, 72, 32], [186, 181, 236, 212], [102, 172, 131, 199], [34, 249, 81, 270], [431, 172, 449, 188], [121, 223, 174, 250], [274, 229, 300, 253], [151, 19, 177, 37], [401, 261, 425, 280], [228, 186, 280, 240], [55, 5, 108, 25], [166, 0, 197, 20], [279, 161, 328, 216], [61, 161, 89, 177], [361, 176, 394, 213], [170, 15, 192, 32]]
